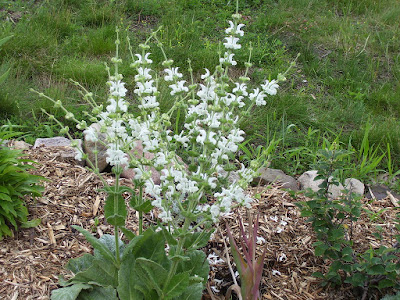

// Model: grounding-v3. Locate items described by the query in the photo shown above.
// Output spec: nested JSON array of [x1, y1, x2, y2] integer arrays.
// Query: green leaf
[[71, 226, 116, 266], [314, 244, 328, 256], [175, 283, 204, 300], [176, 250, 209, 282], [67, 254, 95, 274], [94, 234, 124, 259], [0, 192, 11, 201], [70, 258, 118, 287], [164, 272, 190, 299], [183, 231, 212, 250], [120, 226, 136, 241], [77, 285, 118, 300], [20, 218, 41, 228], [130, 199, 153, 213], [0, 35, 13, 47], [378, 278, 396, 289], [117, 255, 144, 300], [51, 283, 92, 300], [367, 264, 385, 275], [104, 193, 127, 226], [134, 258, 168, 296]]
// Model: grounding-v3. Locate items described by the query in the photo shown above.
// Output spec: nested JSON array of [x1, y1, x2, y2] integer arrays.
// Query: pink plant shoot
[[226, 212, 267, 300]]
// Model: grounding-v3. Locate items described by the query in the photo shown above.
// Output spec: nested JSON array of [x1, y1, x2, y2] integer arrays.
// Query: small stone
[[82, 123, 109, 172], [11, 140, 32, 150], [253, 167, 298, 191], [33, 137, 71, 148]]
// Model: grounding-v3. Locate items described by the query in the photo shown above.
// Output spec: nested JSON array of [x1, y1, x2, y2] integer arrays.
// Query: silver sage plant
[[36, 5, 290, 300]]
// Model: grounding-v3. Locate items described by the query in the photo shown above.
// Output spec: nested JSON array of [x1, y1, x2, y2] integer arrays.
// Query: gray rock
[[34, 136, 71, 148], [344, 178, 364, 195], [366, 184, 400, 200], [253, 167, 298, 191], [219, 169, 240, 184], [82, 123, 109, 172], [11, 140, 32, 150], [298, 170, 365, 198]]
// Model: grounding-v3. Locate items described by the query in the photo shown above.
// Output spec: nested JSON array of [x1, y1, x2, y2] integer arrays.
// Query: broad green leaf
[[367, 264, 385, 275], [51, 283, 92, 300], [77, 285, 118, 300], [164, 272, 190, 299], [175, 283, 203, 300], [183, 231, 212, 250], [378, 278, 396, 289], [117, 255, 144, 300], [94, 234, 124, 259], [134, 257, 168, 296], [71, 226, 116, 266], [176, 250, 209, 282], [67, 254, 95, 274], [104, 193, 127, 226], [70, 258, 118, 287], [130, 196, 153, 213]]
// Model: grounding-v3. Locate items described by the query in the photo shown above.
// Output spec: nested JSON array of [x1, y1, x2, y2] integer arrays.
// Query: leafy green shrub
[[297, 149, 400, 298], [0, 132, 44, 238]]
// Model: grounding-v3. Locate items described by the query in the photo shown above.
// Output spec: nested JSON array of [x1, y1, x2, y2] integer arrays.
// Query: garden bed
[[0, 146, 398, 300]]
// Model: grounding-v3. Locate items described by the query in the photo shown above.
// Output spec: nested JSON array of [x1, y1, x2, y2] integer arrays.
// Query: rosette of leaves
[[0, 134, 43, 238], [51, 226, 210, 300], [226, 212, 266, 300]]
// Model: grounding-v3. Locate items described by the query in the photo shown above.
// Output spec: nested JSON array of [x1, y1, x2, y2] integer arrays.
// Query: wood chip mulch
[[0, 146, 399, 300]]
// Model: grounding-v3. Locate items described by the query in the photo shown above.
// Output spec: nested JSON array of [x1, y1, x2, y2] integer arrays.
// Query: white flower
[[219, 52, 237, 66], [108, 80, 127, 98], [272, 270, 281, 276], [164, 67, 183, 81], [196, 129, 207, 144], [134, 80, 157, 95], [223, 36, 241, 50], [135, 53, 153, 65], [249, 88, 267, 106], [232, 83, 248, 96], [139, 95, 159, 109], [201, 68, 212, 80], [159, 210, 173, 222], [225, 21, 245, 36], [83, 126, 98, 142], [106, 98, 128, 113], [105, 145, 129, 167], [261, 79, 279, 95], [169, 80, 188, 95], [135, 67, 152, 81]]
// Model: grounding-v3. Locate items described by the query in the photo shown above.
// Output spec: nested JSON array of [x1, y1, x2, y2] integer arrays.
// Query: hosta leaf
[[51, 283, 92, 300]]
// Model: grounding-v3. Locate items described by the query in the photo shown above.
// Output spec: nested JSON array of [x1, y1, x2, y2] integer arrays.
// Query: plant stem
[[114, 225, 120, 266], [139, 185, 143, 235]]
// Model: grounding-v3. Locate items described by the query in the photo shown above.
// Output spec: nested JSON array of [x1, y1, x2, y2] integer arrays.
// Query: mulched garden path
[[0, 146, 399, 300]]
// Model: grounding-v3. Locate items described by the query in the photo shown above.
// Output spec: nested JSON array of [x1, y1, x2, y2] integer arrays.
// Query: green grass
[[0, 0, 399, 180]]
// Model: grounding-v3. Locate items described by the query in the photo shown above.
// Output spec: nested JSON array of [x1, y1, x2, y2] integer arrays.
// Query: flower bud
[[139, 43, 150, 50], [244, 62, 253, 68], [54, 100, 62, 108], [60, 126, 69, 134], [232, 13, 242, 20], [162, 59, 174, 67], [277, 73, 286, 82], [239, 76, 250, 82], [65, 112, 74, 120]]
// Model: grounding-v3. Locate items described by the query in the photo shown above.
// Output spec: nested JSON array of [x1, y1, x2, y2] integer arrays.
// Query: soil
[[0, 146, 399, 300]]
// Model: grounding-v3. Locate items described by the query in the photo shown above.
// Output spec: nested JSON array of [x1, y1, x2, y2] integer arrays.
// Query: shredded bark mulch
[[0, 146, 399, 300]]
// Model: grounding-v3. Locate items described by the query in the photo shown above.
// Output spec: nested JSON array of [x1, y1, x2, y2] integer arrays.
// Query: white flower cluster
[[78, 18, 283, 227]]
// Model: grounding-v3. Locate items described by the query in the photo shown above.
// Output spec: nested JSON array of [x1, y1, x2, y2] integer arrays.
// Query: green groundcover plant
[[33, 2, 291, 299], [297, 148, 400, 299], [0, 130, 43, 239]]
